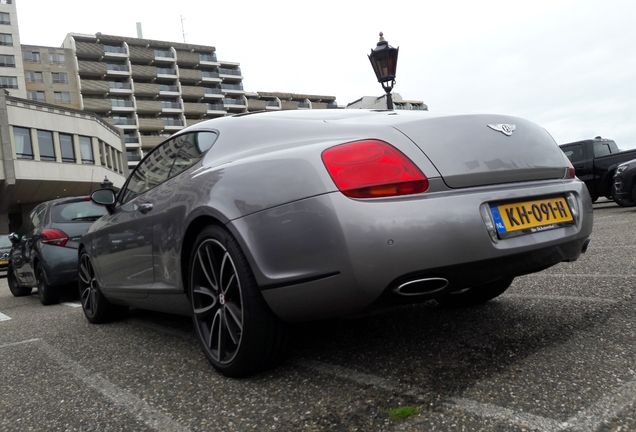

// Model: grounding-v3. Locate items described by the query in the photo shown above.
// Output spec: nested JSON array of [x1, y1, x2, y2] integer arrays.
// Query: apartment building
[[346, 93, 428, 110], [0, 0, 25, 98]]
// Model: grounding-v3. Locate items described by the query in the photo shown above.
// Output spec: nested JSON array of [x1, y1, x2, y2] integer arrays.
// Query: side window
[[120, 137, 183, 204], [169, 131, 218, 178], [562, 145, 583, 163], [20, 204, 46, 235], [593, 142, 611, 158]]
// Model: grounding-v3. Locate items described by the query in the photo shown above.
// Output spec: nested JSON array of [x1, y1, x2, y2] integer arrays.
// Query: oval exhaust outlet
[[394, 277, 449, 296]]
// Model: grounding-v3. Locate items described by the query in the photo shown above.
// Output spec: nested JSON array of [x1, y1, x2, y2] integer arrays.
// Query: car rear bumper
[[229, 178, 593, 322], [39, 244, 79, 287]]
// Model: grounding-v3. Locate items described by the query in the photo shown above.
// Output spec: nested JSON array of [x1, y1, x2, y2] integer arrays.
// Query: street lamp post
[[368, 32, 399, 110], [100, 176, 114, 190]]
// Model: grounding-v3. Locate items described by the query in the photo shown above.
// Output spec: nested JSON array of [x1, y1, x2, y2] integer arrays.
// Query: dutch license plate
[[0, 260, 7, 266], [490, 197, 573, 235]]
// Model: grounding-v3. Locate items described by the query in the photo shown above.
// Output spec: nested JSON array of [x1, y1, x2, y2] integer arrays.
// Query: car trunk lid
[[392, 114, 566, 188]]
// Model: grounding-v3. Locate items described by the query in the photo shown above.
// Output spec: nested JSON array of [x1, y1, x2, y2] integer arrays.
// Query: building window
[[37, 130, 55, 161], [0, 54, 14, 67], [79, 136, 94, 164], [0, 12, 10, 24], [23, 51, 40, 63], [0, 76, 17, 88], [0, 33, 12, 46], [54, 91, 71, 103], [59, 133, 75, 163], [13, 127, 33, 159], [25, 71, 43, 83], [27, 90, 45, 102], [49, 53, 65, 65], [51, 72, 68, 84]]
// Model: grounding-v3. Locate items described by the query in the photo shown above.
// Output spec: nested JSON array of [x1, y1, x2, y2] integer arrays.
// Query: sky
[[16, 0, 636, 148]]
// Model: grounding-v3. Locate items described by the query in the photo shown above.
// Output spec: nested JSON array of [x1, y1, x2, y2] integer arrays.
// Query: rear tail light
[[321, 140, 428, 198], [562, 153, 576, 179], [40, 229, 69, 247]]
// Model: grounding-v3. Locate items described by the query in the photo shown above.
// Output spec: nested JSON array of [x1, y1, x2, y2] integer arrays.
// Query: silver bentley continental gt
[[79, 109, 593, 377]]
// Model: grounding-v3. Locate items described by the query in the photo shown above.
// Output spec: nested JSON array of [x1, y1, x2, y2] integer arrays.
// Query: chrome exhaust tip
[[394, 277, 449, 296]]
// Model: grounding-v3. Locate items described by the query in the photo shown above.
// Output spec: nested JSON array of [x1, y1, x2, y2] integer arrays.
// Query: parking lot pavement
[[1, 200, 635, 431]]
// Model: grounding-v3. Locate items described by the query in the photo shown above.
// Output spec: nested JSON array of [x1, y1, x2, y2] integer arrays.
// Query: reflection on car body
[[79, 110, 593, 377]]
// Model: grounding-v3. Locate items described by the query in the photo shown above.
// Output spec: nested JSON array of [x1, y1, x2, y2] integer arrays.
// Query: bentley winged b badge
[[487, 124, 516, 136]]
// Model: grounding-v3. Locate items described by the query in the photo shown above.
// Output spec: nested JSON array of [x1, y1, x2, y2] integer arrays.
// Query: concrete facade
[[0, 92, 127, 233], [0, 0, 26, 98]]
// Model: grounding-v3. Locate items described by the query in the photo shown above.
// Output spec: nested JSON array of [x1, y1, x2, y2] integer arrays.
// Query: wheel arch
[[180, 215, 226, 297]]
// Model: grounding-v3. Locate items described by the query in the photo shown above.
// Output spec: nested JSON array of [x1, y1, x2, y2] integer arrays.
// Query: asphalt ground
[[0, 199, 635, 431]]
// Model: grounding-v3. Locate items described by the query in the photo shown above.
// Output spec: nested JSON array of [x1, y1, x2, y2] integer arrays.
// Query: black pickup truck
[[560, 136, 636, 203]]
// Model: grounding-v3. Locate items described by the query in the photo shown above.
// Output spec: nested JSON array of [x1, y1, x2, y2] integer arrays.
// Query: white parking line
[[3, 338, 191, 432], [300, 360, 636, 432], [61, 302, 82, 308], [0, 312, 11, 322]]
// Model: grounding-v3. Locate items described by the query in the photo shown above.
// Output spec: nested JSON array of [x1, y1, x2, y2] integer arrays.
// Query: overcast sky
[[16, 0, 636, 148]]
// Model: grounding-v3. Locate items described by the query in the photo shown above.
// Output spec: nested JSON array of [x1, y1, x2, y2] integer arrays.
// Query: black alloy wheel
[[37, 266, 61, 305], [436, 276, 515, 308], [7, 266, 32, 297], [78, 250, 127, 323], [189, 225, 289, 377]]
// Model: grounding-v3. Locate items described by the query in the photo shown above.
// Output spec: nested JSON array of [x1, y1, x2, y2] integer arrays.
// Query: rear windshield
[[51, 201, 108, 223], [0, 235, 11, 248]]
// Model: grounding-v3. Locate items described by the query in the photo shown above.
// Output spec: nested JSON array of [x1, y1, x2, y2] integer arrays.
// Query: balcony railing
[[221, 83, 244, 91], [199, 54, 217, 62], [202, 71, 220, 79], [223, 98, 245, 106], [104, 45, 126, 54], [124, 136, 139, 143], [111, 100, 134, 107], [161, 102, 181, 109], [159, 85, 179, 92], [155, 50, 174, 58], [265, 101, 279, 107], [204, 87, 222, 94], [218, 68, 241, 76], [107, 64, 129, 72], [162, 119, 184, 126], [127, 153, 142, 161], [109, 82, 132, 89], [326, 103, 338, 109], [207, 103, 224, 111], [298, 102, 310, 108], [114, 118, 136, 125], [157, 68, 176, 75]]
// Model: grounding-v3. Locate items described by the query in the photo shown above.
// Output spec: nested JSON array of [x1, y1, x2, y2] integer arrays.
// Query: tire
[[189, 225, 289, 377], [612, 185, 636, 207], [37, 266, 61, 305], [436, 276, 514, 308], [78, 250, 128, 323], [7, 266, 32, 297]]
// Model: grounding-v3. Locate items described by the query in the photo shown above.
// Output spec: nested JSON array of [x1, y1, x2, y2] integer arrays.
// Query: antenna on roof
[[136, 22, 143, 39], [181, 15, 187, 43]]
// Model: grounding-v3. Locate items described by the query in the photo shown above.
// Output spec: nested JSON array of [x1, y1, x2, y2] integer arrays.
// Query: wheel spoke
[[80, 286, 91, 310], [225, 301, 243, 334], [197, 247, 218, 291], [78, 260, 91, 285], [209, 309, 222, 361], [192, 285, 217, 318], [223, 303, 242, 345]]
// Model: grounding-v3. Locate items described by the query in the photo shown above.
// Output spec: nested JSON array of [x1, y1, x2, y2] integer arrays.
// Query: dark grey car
[[0, 235, 11, 273], [79, 110, 593, 377], [7, 196, 108, 304]]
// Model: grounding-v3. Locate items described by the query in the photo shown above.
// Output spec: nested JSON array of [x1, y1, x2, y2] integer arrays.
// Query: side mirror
[[8, 232, 20, 244], [91, 188, 117, 206]]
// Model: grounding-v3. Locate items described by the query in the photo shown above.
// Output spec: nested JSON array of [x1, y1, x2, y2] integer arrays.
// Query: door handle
[[138, 203, 154, 214]]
